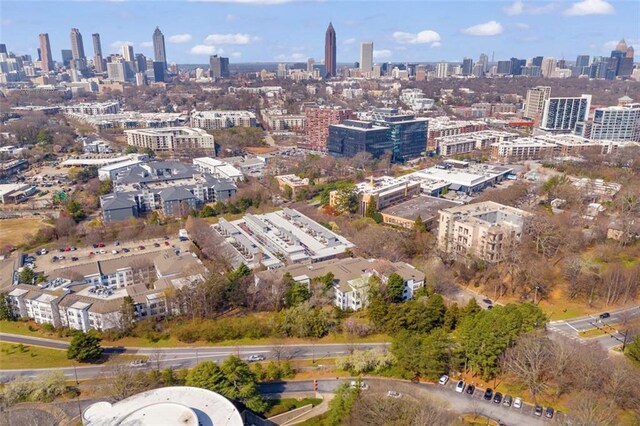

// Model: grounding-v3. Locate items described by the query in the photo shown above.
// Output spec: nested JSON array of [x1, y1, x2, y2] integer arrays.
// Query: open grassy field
[[0, 217, 48, 246], [0, 342, 76, 369]]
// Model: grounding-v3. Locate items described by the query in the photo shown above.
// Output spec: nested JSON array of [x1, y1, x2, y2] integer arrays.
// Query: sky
[[0, 0, 638, 64]]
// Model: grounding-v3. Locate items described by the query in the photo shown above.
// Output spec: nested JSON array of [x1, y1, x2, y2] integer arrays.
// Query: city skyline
[[1, 0, 638, 64]]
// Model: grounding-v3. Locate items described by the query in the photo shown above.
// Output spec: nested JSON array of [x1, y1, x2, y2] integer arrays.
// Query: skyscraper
[[61, 49, 73, 67], [153, 27, 167, 69], [575, 55, 590, 68], [478, 53, 489, 73], [122, 44, 135, 62], [523, 86, 551, 120], [435, 63, 448, 78], [324, 22, 336, 78], [462, 58, 474, 76], [209, 55, 229, 78], [70, 28, 86, 60], [92, 33, 104, 73], [0, 44, 7, 55], [360, 41, 373, 73], [39, 33, 54, 72], [531, 56, 544, 67], [541, 57, 556, 77]]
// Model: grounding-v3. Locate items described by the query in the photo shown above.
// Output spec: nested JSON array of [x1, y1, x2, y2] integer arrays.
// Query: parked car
[[92, 244, 98, 249], [599, 312, 611, 319], [129, 359, 147, 367], [114, 241, 119, 246], [111, 250, 119, 254], [387, 391, 401, 399], [71, 257, 78, 261], [455, 380, 465, 393], [493, 392, 503, 404], [38, 248, 48, 255], [89, 252, 95, 256], [122, 248, 130, 253], [503, 394, 512, 407], [164, 241, 170, 246], [545, 407, 554, 418], [483, 388, 493, 401], [98, 242, 105, 247], [163, 235, 170, 240], [482, 298, 493, 304], [153, 242, 160, 248], [350, 380, 369, 390], [465, 384, 475, 395], [534, 405, 543, 416], [246, 354, 265, 362], [139, 245, 145, 250], [513, 397, 522, 409], [438, 375, 449, 385], [99, 250, 106, 254]]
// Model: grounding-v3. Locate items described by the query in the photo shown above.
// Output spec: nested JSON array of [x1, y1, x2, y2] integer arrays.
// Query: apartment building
[[588, 104, 640, 142], [331, 176, 422, 215], [275, 174, 310, 198], [261, 109, 306, 132], [523, 86, 551, 120], [302, 106, 354, 151], [125, 127, 215, 153], [61, 101, 120, 115], [437, 201, 530, 262], [213, 208, 355, 270], [193, 157, 244, 181], [190, 110, 257, 130], [490, 137, 557, 161], [66, 111, 185, 131], [434, 130, 518, 157], [255, 257, 425, 311], [427, 117, 488, 151], [541, 95, 591, 134]]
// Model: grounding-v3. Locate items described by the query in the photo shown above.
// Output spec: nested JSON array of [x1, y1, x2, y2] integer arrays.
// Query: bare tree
[[501, 332, 553, 399]]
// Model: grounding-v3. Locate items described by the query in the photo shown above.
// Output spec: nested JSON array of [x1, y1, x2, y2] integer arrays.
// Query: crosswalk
[[547, 322, 587, 345]]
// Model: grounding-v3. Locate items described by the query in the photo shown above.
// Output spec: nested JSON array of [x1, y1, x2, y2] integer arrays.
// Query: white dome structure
[[82, 386, 244, 426]]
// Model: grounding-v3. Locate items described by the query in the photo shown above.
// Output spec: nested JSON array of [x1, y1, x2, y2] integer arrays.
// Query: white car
[[129, 359, 147, 367], [438, 375, 449, 385], [350, 380, 369, 390], [513, 397, 523, 409], [387, 390, 401, 398], [99, 249, 106, 254], [455, 380, 465, 393], [246, 354, 265, 362]]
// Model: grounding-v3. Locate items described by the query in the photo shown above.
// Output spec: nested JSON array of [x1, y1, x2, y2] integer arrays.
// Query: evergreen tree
[[67, 332, 103, 362], [0, 292, 14, 320], [414, 215, 427, 233], [386, 273, 405, 303]]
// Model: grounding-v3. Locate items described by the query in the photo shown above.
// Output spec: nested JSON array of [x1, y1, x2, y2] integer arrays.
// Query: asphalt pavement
[[0, 332, 389, 381], [262, 378, 556, 426]]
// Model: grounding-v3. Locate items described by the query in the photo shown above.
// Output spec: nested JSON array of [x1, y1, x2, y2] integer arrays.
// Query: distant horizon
[[1, 0, 638, 64]]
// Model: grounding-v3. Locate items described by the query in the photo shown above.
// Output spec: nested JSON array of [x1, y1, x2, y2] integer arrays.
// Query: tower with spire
[[324, 22, 336, 78], [152, 27, 167, 70]]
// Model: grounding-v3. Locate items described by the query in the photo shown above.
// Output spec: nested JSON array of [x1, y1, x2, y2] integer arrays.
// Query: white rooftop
[[82, 386, 243, 426]]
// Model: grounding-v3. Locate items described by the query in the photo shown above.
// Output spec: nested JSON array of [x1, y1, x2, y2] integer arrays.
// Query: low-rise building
[[125, 127, 215, 154], [213, 208, 355, 270], [437, 201, 530, 262], [380, 195, 463, 229], [427, 117, 489, 151], [261, 109, 306, 132], [192, 157, 244, 181], [190, 110, 257, 130], [434, 130, 518, 157], [330, 176, 422, 215], [275, 174, 310, 198], [62, 101, 120, 115]]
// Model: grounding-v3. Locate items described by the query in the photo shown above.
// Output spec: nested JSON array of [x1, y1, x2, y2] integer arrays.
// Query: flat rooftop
[[381, 195, 462, 221]]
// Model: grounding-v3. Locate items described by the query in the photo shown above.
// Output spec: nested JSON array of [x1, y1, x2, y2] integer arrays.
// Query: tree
[[67, 331, 103, 362], [119, 296, 136, 335], [186, 361, 225, 390], [501, 332, 553, 398], [386, 273, 405, 303], [19, 266, 35, 284], [364, 199, 382, 223], [627, 334, 640, 363], [414, 215, 427, 233], [334, 185, 360, 214], [0, 292, 14, 320]]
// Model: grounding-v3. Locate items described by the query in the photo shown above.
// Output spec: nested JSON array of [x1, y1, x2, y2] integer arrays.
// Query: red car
[[89, 252, 95, 256], [164, 241, 170, 246], [64, 246, 71, 252], [98, 242, 105, 248], [139, 245, 145, 250]]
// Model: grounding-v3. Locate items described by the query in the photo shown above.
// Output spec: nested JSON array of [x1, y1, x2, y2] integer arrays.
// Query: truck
[[178, 229, 189, 241]]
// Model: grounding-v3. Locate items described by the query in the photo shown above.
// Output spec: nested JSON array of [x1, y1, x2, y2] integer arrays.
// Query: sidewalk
[[285, 393, 333, 425]]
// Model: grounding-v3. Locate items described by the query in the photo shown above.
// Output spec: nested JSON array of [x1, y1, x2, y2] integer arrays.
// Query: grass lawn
[[460, 414, 498, 425], [0, 320, 73, 341], [264, 398, 323, 418], [295, 413, 328, 426], [579, 324, 618, 338], [0, 217, 48, 246], [0, 342, 76, 369]]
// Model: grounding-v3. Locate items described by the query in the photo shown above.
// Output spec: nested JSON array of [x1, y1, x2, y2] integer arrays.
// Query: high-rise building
[[371, 108, 428, 162], [523, 86, 551, 120], [360, 41, 373, 73], [153, 61, 165, 82], [435, 63, 448, 78], [122, 44, 134, 62], [92, 33, 104, 73], [302, 106, 354, 151], [209, 55, 229, 78], [107, 61, 126, 82], [462, 58, 473, 76], [478, 53, 489, 73], [135, 54, 147, 73], [541, 95, 591, 134], [497, 60, 512, 75], [61, 49, 73, 67], [576, 55, 590, 68], [589, 104, 640, 142], [510, 57, 525, 75], [0, 44, 7, 55], [541, 57, 556, 77], [324, 22, 336, 78], [153, 27, 167, 69], [70, 28, 86, 60], [328, 120, 390, 158], [531, 56, 544, 67], [39, 33, 54, 72]]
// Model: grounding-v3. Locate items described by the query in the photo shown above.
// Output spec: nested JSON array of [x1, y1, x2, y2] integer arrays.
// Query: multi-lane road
[[0, 332, 388, 381], [547, 305, 640, 350]]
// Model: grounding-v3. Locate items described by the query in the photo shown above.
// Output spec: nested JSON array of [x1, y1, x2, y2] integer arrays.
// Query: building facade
[[125, 127, 215, 153], [302, 106, 353, 151], [541, 95, 591, 134], [588, 104, 640, 142], [324, 22, 336, 77], [523, 86, 551, 120], [152, 27, 167, 69], [327, 120, 390, 158]]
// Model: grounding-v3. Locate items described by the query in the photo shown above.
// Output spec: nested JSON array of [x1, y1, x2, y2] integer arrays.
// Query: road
[[262, 378, 556, 426], [547, 305, 640, 350], [0, 333, 388, 381]]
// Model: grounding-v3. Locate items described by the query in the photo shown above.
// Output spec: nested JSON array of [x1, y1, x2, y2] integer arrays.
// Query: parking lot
[[30, 235, 192, 275]]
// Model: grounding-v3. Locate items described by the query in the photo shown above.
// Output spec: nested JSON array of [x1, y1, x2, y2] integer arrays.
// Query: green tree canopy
[[67, 332, 103, 362], [386, 273, 405, 303], [19, 267, 35, 284]]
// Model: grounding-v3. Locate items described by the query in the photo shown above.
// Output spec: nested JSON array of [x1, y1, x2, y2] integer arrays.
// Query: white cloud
[[431, 41, 441, 48], [109, 40, 134, 52], [168, 34, 193, 43], [373, 49, 392, 59], [343, 38, 356, 45], [275, 52, 306, 61], [504, 0, 524, 15], [139, 41, 154, 48], [225, 14, 236, 21], [564, 0, 614, 16], [204, 33, 258, 45], [392, 30, 441, 46], [462, 21, 504, 36], [189, 0, 291, 4], [189, 45, 223, 55]]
